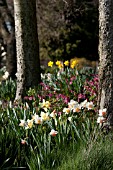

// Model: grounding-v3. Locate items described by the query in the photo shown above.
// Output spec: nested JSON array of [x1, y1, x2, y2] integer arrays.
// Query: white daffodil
[[35, 116, 42, 125], [19, 119, 26, 127], [41, 99, 51, 108], [26, 119, 33, 129], [2, 71, 9, 80], [80, 99, 88, 108], [68, 117, 72, 122], [50, 110, 56, 118], [68, 100, 79, 109], [41, 111, 49, 121], [63, 107, 70, 114]]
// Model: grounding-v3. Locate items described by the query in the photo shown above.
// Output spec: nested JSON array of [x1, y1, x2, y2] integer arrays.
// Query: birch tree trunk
[[14, 0, 41, 101], [98, 0, 113, 125]]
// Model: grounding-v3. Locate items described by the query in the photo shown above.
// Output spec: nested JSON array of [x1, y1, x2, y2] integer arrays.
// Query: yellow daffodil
[[56, 60, 63, 69], [70, 60, 77, 69], [58, 63, 63, 69], [48, 61, 53, 67], [64, 60, 69, 66], [56, 60, 61, 66]]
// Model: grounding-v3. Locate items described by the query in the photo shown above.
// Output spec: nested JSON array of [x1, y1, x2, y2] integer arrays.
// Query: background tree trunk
[[98, 0, 113, 125], [0, 0, 16, 79], [14, 0, 41, 101]]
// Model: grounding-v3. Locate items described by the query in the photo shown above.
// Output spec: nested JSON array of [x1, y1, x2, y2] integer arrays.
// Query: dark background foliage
[[0, 0, 99, 68]]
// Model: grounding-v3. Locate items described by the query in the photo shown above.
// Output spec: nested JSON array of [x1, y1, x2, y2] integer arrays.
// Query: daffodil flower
[[21, 139, 26, 145], [99, 108, 107, 117], [50, 129, 58, 136], [2, 71, 9, 80], [56, 60, 61, 66], [68, 100, 79, 110], [41, 111, 49, 121], [97, 116, 106, 124], [19, 119, 26, 127], [73, 107, 81, 113], [50, 110, 56, 118], [63, 107, 70, 114], [64, 60, 69, 66], [80, 99, 88, 108], [48, 61, 53, 67], [86, 101, 94, 110], [68, 117, 72, 122], [26, 119, 33, 129], [70, 60, 77, 69], [42, 99, 51, 108]]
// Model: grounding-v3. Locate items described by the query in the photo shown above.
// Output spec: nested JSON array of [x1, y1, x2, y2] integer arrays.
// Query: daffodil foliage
[[0, 64, 107, 169]]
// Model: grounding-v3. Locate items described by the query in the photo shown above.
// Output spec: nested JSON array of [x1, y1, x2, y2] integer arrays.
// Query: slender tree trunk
[[14, 0, 41, 101], [98, 0, 113, 125]]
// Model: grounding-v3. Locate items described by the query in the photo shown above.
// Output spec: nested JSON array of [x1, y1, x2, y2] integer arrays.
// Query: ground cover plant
[[0, 60, 112, 170]]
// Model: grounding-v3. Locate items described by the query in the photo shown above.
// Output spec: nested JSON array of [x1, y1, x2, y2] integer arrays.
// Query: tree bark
[[98, 0, 113, 125], [14, 0, 41, 101]]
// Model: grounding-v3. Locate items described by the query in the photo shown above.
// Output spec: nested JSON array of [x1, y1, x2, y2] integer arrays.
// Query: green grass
[[56, 133, 113, 170]]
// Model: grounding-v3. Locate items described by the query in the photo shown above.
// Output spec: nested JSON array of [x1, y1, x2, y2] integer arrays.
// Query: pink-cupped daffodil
[[73, 106, 81, 113], [99, 108, 107, 117], [21, 139, 26, 145], [97, 116, 107, 124], [86, 101, 94, 110], [50, 129, 58, 136]]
